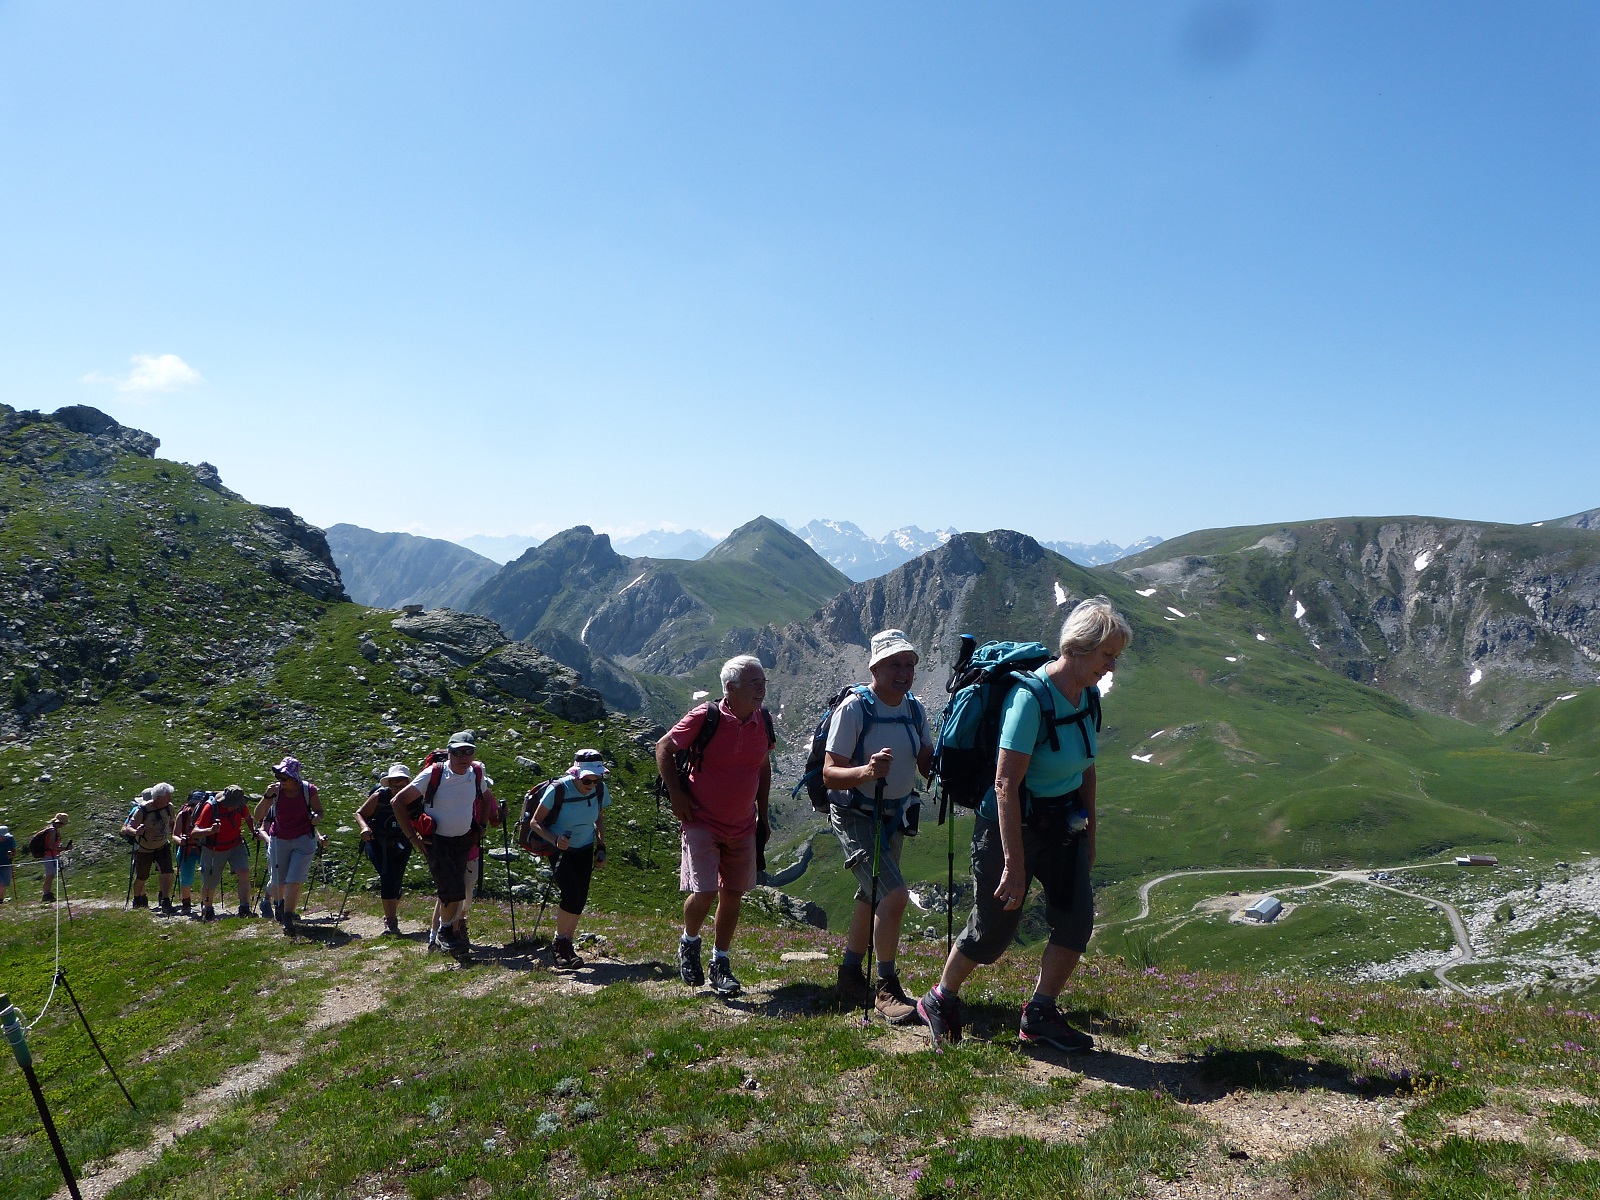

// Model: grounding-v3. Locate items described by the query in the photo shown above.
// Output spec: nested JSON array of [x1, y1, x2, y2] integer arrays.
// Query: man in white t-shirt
[[390, 730, 496, 961]]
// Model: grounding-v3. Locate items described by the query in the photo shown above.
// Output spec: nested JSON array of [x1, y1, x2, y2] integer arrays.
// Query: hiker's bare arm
[[822, 749, 892, 791], [531, 802, 566, 850], [655, 734, 695, 821], [992, 748, 1031, 911], [356, 793, 378, 840], [252, 786, 275, 826], [917, 740, 934, 780], [389, 783, 424, 848]]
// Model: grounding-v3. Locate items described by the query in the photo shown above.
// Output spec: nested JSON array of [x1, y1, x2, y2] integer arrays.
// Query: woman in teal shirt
[[918, 597, 1132, 1052]]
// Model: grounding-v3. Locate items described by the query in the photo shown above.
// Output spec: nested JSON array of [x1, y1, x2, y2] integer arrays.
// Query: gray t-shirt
[[825, 688, 931, 806]]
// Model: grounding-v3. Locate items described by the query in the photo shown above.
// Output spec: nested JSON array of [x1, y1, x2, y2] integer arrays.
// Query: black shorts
[[364, 838, 411, 901], [553, 845, 596, 916], [426, 834, 475, 903], [954, 810, 1095, 964], [134, 845, 174, 880]]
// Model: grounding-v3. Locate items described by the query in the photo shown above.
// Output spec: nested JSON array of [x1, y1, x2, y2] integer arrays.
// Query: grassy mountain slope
[[1112, 514, 1600, 730], [325, 523, 499, 609]]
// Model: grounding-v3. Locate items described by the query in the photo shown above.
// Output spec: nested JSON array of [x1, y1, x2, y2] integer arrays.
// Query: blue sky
[[2, 2, 1595, 546]]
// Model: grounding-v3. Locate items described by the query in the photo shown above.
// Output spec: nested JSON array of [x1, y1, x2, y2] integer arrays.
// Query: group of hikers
[[1, 595, 1130, 1050]]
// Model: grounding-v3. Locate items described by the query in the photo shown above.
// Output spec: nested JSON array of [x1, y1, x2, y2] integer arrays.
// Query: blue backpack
[[931, 640, 1101, 815], [792, 685, 927, 813]]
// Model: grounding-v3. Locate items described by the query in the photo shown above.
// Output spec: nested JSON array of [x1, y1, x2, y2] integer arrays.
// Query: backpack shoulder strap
[[424, 763, 445, 807], [760, 706, 775, 750], [686, 701, 721, 768], [1008, 670, 1061, 753]]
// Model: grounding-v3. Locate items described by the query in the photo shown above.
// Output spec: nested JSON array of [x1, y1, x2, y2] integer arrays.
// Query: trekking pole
[[945, 787, 956, 958], [123, 844, 136, 910], [58, 859, 73, 922], [529, 854, 560, 946], [499, 809, 518, 945], [57, 971, 136, 1110], [647, 778, 662, 869], [334, 851, 361, 923], [864, 780, 885, 1023], [2, 993, 84, 1200]]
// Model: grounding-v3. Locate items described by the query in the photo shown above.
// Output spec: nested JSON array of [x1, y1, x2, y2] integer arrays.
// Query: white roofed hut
[[1245, 896, 1283, 923]]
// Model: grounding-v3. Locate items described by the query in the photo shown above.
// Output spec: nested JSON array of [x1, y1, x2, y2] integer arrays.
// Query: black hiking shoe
[[678, 937, 705, 987], [237, 903, 253, 918], [258, 894, 273, 919], [273, 899, 285, 924], [41, 893, 55, 903], [708, 956, 742, 998], [180, 899, 192, 916], [202, 905, 217, 922], [836, 962, 873, 1008], [281, 910, 297, 937], [440, 924, 472, 963], [551, 939, 584, 971], [132, 894, 149, 909], [917, 986, 963, 1045], [1019, 999, 1093, 1053], [158, 896, 175, 915], [383, 918, 402, 937]]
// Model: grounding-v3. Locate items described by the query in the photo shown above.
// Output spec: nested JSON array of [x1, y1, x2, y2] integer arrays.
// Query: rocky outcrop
[[1557, 508, 1600, 532], [392, 609, 508, 664], [1, 404, 159, 473], [256, 507, 348, 603], [472, 643, 605, 722], [527, 628, 645, 712], [741, 885, 828, 930]]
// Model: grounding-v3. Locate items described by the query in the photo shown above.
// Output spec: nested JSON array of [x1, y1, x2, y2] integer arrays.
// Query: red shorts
[[679, 825, 757, 895]]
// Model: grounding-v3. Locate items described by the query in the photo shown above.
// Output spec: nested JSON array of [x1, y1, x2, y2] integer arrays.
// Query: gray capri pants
[[830, 801, 908, 902], [269, 833, 318, 886], [954, 808, 1094, 964]]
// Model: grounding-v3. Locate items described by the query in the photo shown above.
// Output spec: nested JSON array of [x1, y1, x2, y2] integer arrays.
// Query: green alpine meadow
[[3, 404, 1599, 1198]]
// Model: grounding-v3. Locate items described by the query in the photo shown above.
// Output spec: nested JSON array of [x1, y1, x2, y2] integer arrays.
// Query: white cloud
[[83, 353, 202, 395]]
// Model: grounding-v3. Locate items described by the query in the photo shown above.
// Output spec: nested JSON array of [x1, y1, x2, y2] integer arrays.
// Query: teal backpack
[[930, 639, 1101, 815]]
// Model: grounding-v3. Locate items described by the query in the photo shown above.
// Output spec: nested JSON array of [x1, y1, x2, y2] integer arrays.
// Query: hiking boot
[[875, 975, 919, 1025], [132, 894, 149, 909], [273, 899, 285, 924], [439, 924, 471, 963], [180, 899, 192, 916], [1019, 999, 1093, 1053], [237, 903, 253, 918], [551, 938, 584, 971], [383, 918, 402, 937], [836, 962, 873, 1008], [258, 894, 273, 919], [917, 986, 963, 1045], [708, 956, 742, 998], [202, 905, 217, 922], [426, 929, 439, 953], [41, 893, 55, 903], [678, 937, 705, 987], [281, 911, 297, 937], [158, 897, 175, 915], [456, 918, 470, 947]]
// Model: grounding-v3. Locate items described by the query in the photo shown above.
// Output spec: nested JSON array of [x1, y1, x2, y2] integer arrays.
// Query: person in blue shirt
[[526, 749, 610, 971], [918, 597, 1132, 1053]]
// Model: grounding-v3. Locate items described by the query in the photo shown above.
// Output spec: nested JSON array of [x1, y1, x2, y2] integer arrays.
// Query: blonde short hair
[[1059, 596, 1132, 656]]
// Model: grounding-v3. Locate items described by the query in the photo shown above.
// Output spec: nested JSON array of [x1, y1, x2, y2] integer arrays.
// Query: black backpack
[[654, 702, 776, 801], [930, 639, 1101, 819], [791, 685, 927, 814]]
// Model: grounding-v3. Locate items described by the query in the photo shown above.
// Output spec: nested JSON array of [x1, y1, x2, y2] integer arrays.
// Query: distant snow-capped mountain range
[[451, 522, 1161, 579]]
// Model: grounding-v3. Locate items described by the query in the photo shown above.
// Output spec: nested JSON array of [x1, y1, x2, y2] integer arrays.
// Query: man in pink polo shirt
[[656, 654, 774, 997]]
